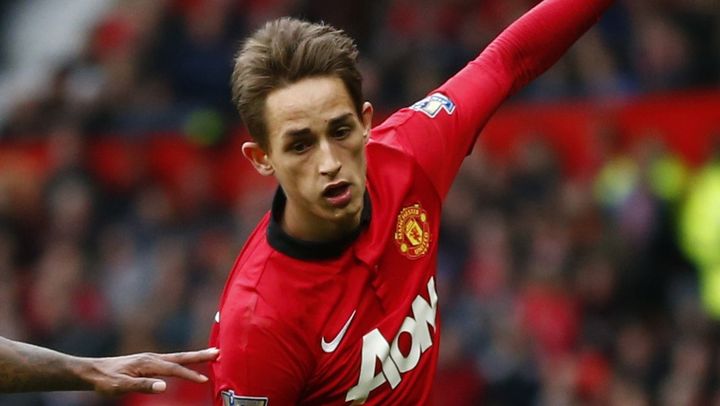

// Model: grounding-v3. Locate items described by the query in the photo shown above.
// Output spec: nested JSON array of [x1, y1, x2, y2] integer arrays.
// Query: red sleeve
[[384, 0, 614, 198], [211, 312, 311, 406]]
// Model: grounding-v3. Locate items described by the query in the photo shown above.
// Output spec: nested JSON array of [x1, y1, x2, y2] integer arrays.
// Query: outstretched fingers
[[142, 357, 210, 383], [90, 348, 219, 395], [101, 376, 168, 395], [156, 347, 219, 366]]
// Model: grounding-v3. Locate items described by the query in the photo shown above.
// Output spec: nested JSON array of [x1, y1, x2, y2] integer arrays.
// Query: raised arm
[[473, 0, 615, 96], [0, 336, 218, 395], [390, 0, 615, 198], [443, 0, 616, 136]]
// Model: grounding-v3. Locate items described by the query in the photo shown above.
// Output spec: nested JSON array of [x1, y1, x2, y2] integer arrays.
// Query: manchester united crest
[[394, 203, 431, 259]]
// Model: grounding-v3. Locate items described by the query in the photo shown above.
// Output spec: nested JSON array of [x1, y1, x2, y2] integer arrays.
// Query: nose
[[318, 140, 341, 177]]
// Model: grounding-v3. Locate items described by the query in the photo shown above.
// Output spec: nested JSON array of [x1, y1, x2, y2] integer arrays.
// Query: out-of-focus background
[[0, 0, 719, 404]]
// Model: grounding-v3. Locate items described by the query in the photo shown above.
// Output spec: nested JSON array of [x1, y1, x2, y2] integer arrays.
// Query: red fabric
[[389, 0, 614, 199], [209, 140, 443, 405], [4, 89, 719, 209], [209, 2, 612, 402]]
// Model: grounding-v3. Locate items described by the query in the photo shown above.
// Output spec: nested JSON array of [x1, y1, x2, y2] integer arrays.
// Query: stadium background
[[0, 0, 719, 404]]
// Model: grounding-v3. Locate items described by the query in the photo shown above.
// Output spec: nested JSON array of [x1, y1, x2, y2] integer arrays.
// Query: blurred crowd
[[435, 132, 720, 405], [0, 0, 719, 138], [1, 0, 720, 405]]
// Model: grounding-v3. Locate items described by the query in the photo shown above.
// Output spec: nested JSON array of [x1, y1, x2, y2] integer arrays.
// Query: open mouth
[[323, 182, 352, 207], [323, 183, 350, 198]]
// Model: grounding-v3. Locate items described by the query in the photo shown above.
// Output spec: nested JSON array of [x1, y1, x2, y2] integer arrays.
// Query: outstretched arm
[[392, 0, 615, 198], [0, 336, 218, 395], [469, 0, 615, 97]]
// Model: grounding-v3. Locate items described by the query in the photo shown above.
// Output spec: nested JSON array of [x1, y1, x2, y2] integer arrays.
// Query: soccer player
[[210, 0, 614, 404], [0, 336, 218, 395]]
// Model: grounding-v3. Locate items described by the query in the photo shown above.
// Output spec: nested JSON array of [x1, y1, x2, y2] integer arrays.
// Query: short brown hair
[[231, 17, 363, 150]]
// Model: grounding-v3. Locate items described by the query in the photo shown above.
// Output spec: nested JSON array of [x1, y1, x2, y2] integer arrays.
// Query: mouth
[[323, 181, 352, 208]]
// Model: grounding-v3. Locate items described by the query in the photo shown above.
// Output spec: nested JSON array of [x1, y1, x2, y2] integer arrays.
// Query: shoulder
[[365, 106, 423, 166], [366, 108, 440, 197], [219, 248, 338, 347], [371, 92, 458, 138], [370, 106, 421, 148], [216, 252, 318, 371]]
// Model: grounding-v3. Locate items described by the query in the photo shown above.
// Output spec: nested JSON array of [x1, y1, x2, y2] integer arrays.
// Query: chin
[[326, 199, 361, 223]]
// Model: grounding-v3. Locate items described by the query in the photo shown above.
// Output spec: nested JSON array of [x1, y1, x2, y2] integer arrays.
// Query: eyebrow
[[281, 113, 355, 139], [327, 113, 354, 128], [283, 127, 312, 139]]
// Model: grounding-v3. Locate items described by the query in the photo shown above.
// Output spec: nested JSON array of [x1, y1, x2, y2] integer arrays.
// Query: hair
[[231, 17, 363, 150]]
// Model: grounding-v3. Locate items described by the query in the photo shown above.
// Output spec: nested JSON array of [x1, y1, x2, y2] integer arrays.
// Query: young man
[[210, 0, 613, 404], [0, 336, 218, 394]]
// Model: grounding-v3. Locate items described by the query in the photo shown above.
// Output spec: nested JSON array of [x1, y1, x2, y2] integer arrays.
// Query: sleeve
[[211, 312, 311, 406], [391, 0, 614, 198]]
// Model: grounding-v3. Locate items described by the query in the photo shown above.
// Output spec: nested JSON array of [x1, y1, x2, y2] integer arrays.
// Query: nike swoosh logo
[[321, 310, 356, 353]]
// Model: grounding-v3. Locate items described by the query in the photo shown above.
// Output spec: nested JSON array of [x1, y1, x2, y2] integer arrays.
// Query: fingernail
[[199, 374, 209, 382], [152, 381, 167, 392]]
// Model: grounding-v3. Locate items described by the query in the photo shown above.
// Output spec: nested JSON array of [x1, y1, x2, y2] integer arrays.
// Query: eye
[[291, 141, 310, 154], [333, 127, 352, 139]]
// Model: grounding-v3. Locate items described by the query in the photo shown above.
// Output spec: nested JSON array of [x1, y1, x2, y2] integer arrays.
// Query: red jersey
[[210, 0, 612, 404]]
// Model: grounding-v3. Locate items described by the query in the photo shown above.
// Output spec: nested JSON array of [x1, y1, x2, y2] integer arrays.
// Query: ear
[[241, 142, 274, 176], [361, 102, 373, 141]]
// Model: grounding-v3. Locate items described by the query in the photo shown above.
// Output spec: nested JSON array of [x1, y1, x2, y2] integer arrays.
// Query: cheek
[[276, 161, 314, 192], [350, 142, 367, 170]]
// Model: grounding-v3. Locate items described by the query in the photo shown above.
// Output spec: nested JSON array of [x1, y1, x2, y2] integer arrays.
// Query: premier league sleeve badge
[[221, 390, 269, 406]]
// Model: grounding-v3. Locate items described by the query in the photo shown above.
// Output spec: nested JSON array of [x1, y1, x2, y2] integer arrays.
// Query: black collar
[[267, 187, 372, 260]]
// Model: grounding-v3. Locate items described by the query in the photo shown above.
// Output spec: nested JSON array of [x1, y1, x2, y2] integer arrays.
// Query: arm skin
[[0, 337, 219, 395]]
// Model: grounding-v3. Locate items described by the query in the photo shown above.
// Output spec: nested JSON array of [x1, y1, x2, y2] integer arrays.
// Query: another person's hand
[[77, 348, 219, 395]]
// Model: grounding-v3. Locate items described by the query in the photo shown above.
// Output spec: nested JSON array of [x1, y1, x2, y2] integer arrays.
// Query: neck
[[266, 187, 372, 260], [282, 202, 362, 243]]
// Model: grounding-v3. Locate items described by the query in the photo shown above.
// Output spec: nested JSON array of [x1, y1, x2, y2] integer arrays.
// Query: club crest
[[394, 203, 431, 259]]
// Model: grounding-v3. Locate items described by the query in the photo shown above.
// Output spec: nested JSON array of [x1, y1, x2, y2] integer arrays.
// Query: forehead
[[264, 76, 356, 139]]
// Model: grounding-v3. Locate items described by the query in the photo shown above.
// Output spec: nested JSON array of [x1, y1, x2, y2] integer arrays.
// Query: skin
[[242, 75, 373, 242], [0, 337, 219, 395]]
